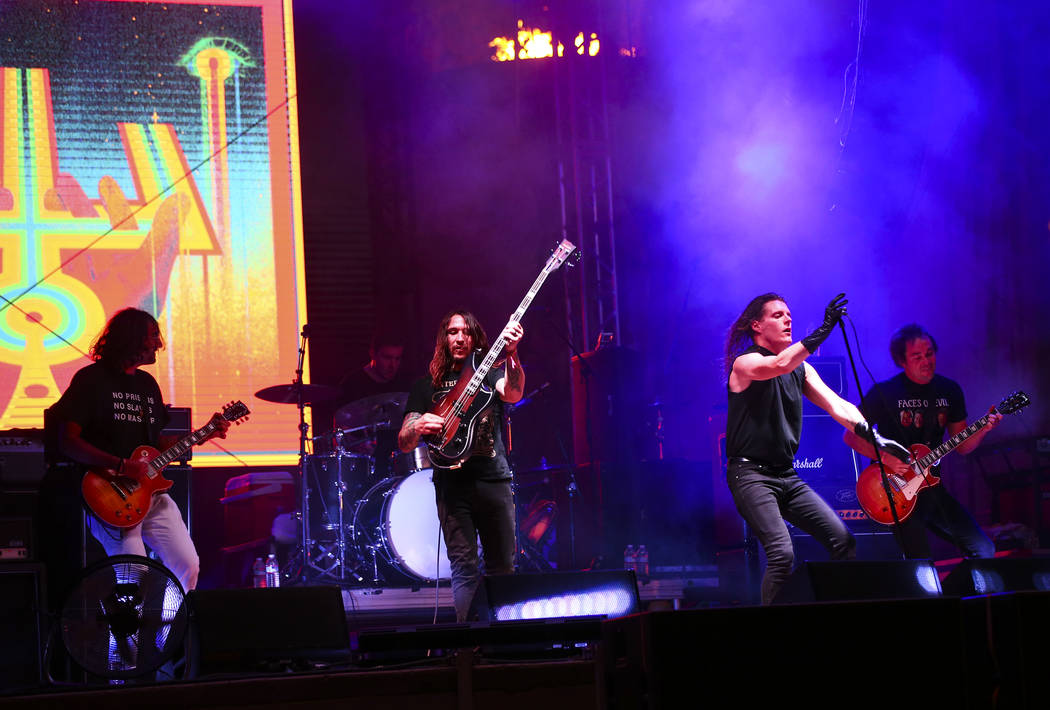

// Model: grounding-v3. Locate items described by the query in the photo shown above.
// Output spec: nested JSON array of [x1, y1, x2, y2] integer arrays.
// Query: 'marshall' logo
[[794, 457, 824, 469]]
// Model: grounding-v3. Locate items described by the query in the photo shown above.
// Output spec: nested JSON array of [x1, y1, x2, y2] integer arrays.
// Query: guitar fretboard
[[450, 248, 569, 418], [915, 411, 994, 469], [148, 420, 223, 473]]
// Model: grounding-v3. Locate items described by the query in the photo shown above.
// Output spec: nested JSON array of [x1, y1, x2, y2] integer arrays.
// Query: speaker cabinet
[[0, 563, 46, 691], [772, 559, 942, 604], [187, 586, 350, 676], [961, 591, 1050, 707]]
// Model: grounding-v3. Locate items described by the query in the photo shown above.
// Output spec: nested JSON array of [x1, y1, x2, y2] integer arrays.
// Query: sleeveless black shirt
[[726, 345, 806, 470]]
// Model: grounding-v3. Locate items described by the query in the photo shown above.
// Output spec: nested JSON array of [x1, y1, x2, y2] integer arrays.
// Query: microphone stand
[[549, 325, 592, 570], [295, 324, 312, 584], [838, 320, 905, 549]]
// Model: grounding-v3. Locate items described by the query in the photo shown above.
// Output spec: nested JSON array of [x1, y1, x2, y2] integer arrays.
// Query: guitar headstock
[[996, 390, 1031, 416], [222, 400, 251, 424], [544, 239, 579, 274]]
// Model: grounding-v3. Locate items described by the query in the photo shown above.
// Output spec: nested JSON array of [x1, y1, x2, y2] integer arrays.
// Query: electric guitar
[[425, 239, 578, 469], [82, 400, 250, 528], [856, 390, 1030, 525]]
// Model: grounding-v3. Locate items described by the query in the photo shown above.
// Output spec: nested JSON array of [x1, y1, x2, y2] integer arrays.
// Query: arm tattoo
[[505, 359, 523, 391], [399, 412, 422, 451]]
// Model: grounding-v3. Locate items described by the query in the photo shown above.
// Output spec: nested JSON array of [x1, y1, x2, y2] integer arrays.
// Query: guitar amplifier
[[0, 430, 46, 489], [0, 517, 33, 561], [792, 413, 890, 534]]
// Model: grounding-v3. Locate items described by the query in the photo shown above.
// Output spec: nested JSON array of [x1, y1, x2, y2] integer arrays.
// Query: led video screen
[[0, 0, 307, 465]]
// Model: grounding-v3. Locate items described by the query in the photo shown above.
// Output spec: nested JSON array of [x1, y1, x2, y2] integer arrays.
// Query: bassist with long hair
[[399, 310, 524, 622]]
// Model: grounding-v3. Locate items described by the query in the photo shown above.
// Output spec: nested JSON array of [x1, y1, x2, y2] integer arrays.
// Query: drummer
[[328, 328, 413, 475]]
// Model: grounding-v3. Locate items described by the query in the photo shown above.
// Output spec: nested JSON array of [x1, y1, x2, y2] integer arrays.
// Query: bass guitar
[[82, 400, 250, 527], [856, 390, 1030, 525], [425, 239, 578, 469]]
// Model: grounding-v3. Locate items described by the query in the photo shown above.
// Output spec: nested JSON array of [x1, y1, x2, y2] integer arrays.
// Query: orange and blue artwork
[[0, 0, 306, 465]]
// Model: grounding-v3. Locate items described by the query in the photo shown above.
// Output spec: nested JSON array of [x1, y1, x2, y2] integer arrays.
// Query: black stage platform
[[3, 584, 1050, 709]]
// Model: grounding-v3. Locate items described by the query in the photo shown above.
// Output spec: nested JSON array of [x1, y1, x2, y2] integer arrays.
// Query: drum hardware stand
[[304, 457, 376, 586], [275, 323, 362, 586]]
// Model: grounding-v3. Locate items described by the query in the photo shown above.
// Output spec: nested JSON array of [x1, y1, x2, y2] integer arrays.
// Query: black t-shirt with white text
[[51, 362, 170, 460], [859, 372, 967, 457], [404, 363, 509, 481]]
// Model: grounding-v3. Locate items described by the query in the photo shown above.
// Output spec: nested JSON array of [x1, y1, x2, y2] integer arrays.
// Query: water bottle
[[623, 544, 637, 575], [265, 553, 280, 588], [252, 557, 266, 588], [637, 545, 649, 579]]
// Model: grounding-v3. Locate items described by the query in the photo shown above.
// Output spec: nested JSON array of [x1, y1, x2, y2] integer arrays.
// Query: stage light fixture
[[483, 570, 640, 622]]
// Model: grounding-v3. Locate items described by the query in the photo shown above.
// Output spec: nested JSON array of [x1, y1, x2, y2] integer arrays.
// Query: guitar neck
[[459, 265, 554, 400], [149, 420, 220, 470], [916, 410, 994, 469]]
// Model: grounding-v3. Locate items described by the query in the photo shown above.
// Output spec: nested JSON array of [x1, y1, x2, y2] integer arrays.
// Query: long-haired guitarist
[[398, 310, 524, 622], [41, 308, 230, 595], [724, 292, 910, 605], [843, 324, 1000, 560]]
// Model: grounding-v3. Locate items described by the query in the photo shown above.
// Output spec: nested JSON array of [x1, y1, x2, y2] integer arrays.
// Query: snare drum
[[351, 469, 450, 581], [304, 453, 372, 537]]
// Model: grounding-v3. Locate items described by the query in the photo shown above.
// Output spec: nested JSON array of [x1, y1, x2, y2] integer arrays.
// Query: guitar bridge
[[108, 480, 128, 501]]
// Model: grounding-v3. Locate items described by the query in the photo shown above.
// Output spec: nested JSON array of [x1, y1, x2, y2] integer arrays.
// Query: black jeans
[[434, 476, 516, 622], [727, 458, 856, 604], [896, 484, 995, 560]]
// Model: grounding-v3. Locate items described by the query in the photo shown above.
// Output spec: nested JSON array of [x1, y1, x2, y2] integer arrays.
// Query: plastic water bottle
[[265, 553, 280, 588], [252, 557, 266, 588], [624, 544, 637, 575], [637, 545, 649, 579]]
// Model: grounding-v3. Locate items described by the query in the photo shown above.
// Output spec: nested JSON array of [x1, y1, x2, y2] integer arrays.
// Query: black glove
[[854, 420, 911, 463], [801, 293, 848, 353]]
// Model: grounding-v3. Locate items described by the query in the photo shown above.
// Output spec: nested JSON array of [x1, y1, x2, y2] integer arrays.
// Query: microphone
[[301, 323, 312, 338]]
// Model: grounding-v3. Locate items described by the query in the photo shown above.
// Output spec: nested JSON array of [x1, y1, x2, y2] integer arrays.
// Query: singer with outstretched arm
[[723, 292, 910, 604]]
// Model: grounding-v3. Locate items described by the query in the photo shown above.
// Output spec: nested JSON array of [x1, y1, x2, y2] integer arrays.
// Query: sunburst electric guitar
[[424, 239, 579, 469], [856, 390, 1030, 525], [82, 400, 250, 528]]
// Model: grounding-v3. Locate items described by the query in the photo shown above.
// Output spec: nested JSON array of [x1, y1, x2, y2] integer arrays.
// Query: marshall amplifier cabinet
[[793, 412, 866, 529]]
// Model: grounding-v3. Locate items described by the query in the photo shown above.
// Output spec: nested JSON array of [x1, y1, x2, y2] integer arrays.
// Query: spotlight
[[481, 570, 640, 621]]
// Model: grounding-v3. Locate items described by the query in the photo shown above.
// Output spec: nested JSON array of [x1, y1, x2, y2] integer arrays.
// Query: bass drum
[[352, 470, 451, 582]]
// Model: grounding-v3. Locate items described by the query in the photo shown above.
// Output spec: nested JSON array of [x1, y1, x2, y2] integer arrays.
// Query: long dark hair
[[724, 293, 785, 375], [90, 308, 160, 370], [429, 310, 489, 386]]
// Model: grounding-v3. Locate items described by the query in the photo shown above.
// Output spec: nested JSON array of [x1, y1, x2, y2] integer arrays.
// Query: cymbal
[[254, 383, 338, 404], [514, 462, 569, 482], [334, 392, 409, 429]]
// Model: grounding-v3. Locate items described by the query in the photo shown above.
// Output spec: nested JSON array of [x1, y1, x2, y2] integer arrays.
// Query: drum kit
[[254, 383, 448, 586]]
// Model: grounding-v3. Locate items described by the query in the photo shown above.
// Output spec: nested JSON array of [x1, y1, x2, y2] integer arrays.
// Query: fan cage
[[60, 554, 188, 680]]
